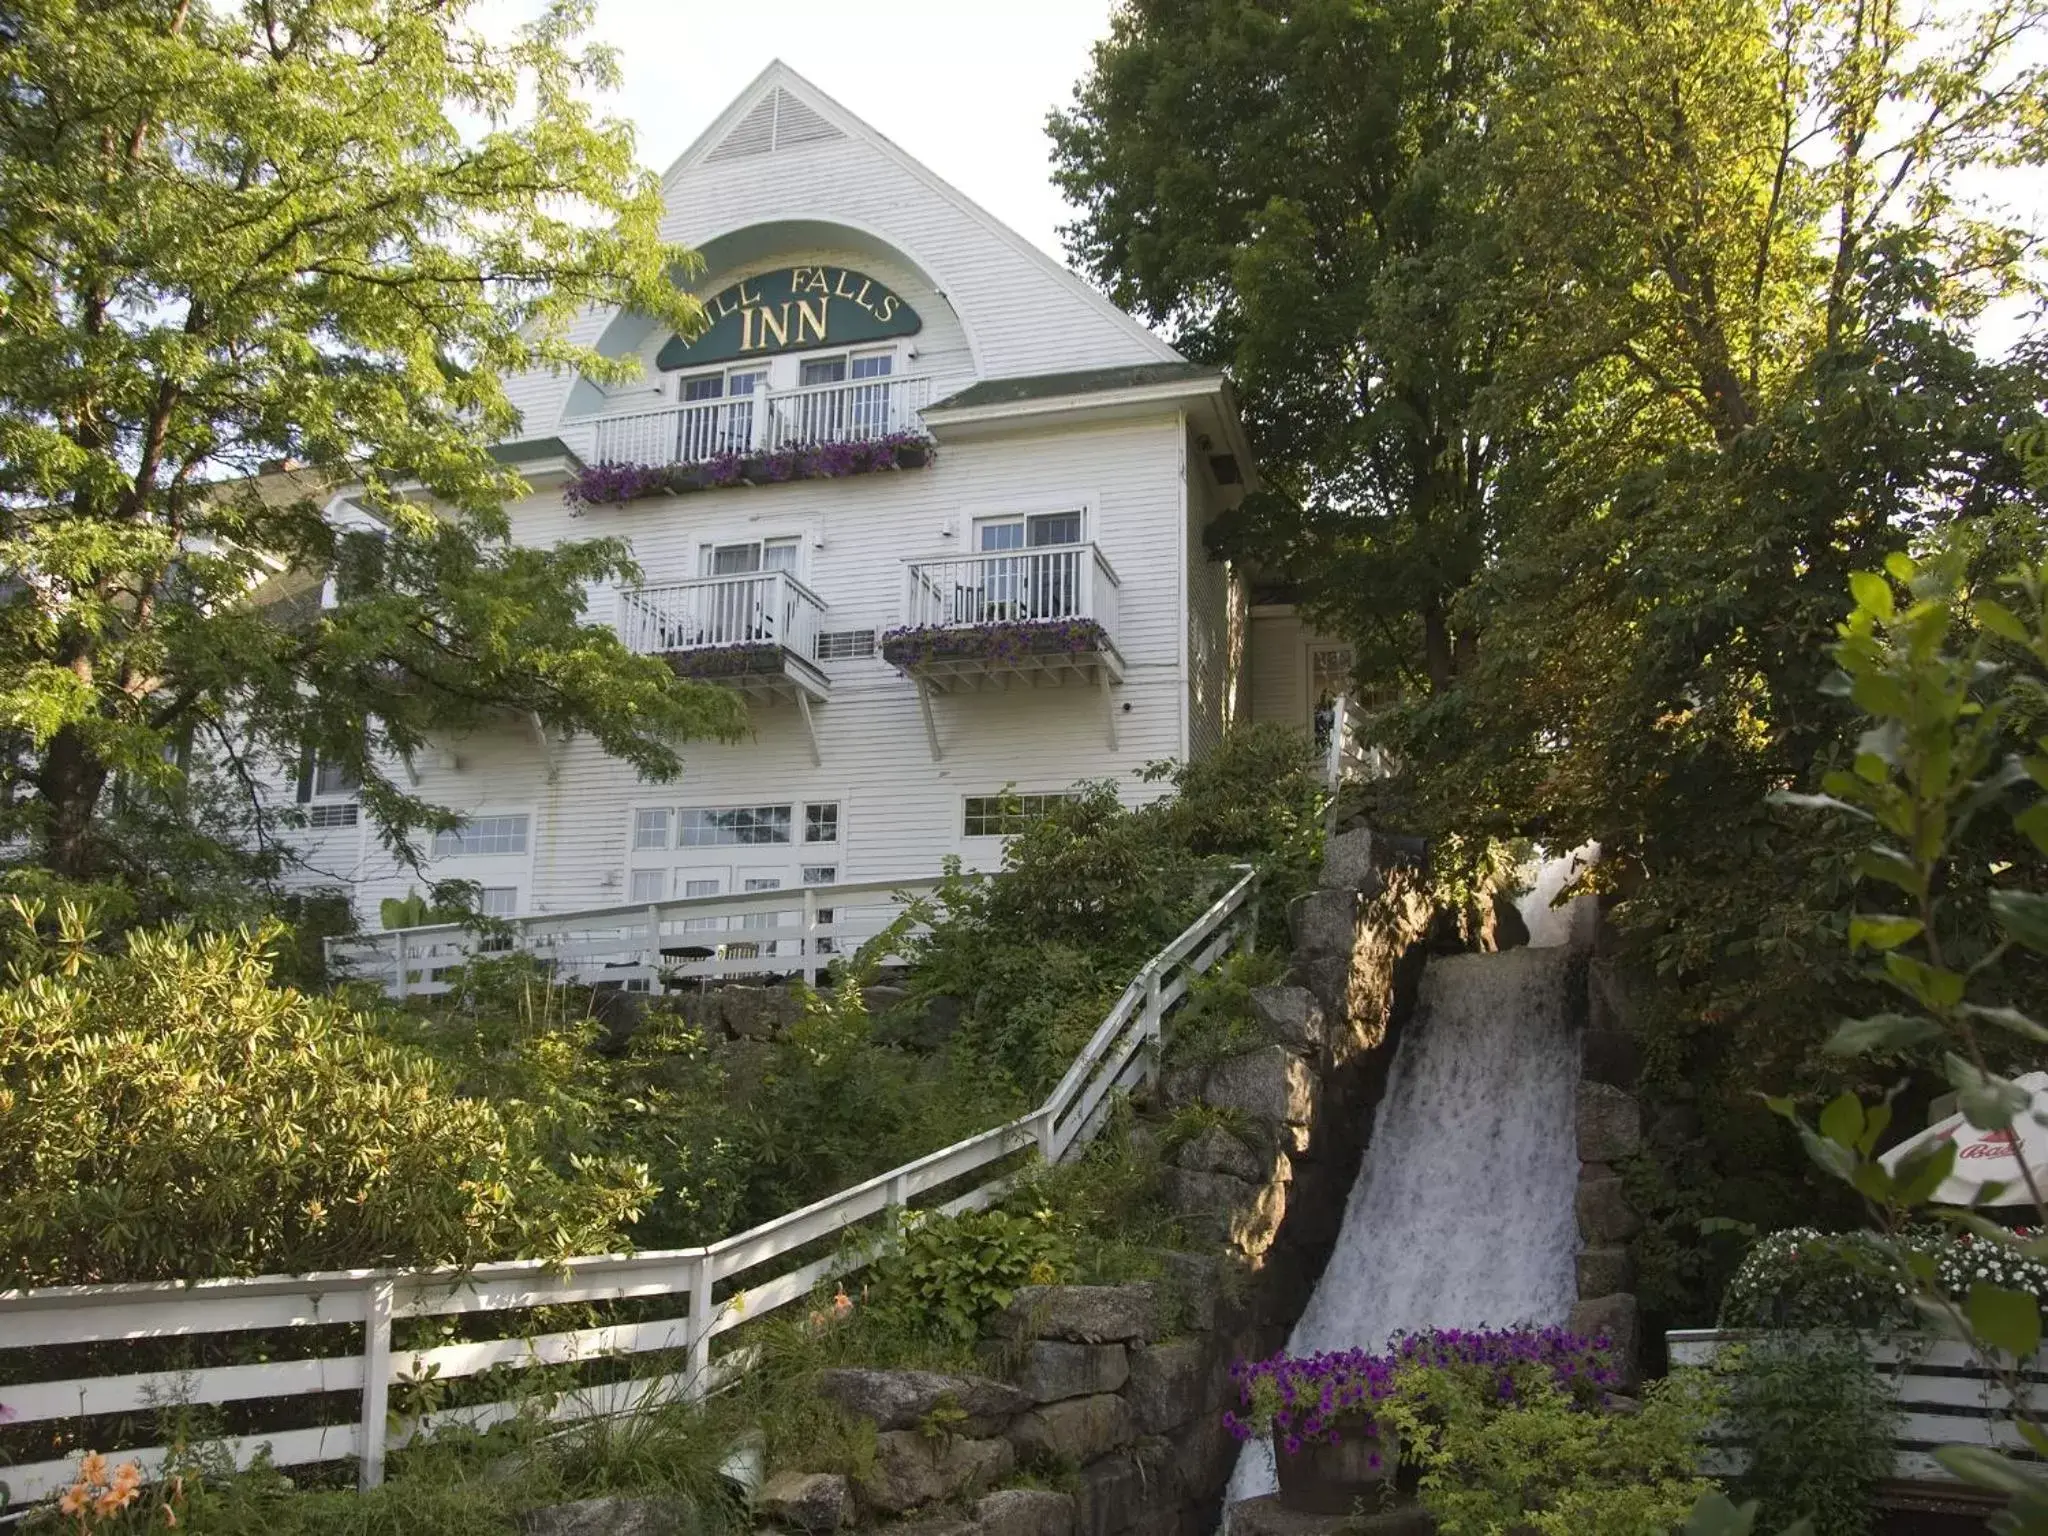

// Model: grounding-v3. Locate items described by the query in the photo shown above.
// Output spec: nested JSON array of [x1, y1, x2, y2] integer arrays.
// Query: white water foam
[[1222, 941, 1583, 1507]]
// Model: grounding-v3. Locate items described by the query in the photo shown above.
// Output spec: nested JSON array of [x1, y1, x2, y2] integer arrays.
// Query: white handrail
[[615, 570, 826, 661], [899, 542, 1121, 634], [588, 375, 933, 466], [1, 866, 1260, 1502]]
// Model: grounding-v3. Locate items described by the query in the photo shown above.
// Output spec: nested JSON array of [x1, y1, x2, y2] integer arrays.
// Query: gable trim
[[658, 61, 1183, 369]]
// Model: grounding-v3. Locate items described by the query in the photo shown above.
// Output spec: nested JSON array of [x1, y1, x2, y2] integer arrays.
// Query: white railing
[[328, 877, 926, 998], [589, 375, 933, 467], [614, 571, 826, 662], [1669, 1329, 2048, 1482], [900, 543, 1121, 636], [1319, 693, 1391, 793], [0, 868, 1259, 1504]]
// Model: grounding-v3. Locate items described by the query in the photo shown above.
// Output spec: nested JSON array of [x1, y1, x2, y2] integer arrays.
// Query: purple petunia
[[1223, 1325, 1619, 1452], [879, 619, 1112, 673], [564, 433, 934, 507]]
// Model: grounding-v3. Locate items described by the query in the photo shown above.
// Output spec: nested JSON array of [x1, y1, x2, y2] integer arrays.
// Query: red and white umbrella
[[1880, 1071, 2048, 1207]]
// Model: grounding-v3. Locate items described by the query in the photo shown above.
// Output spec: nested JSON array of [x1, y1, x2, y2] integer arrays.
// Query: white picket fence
[[1668, 1328, 2048, 1481], [0, 867, 1260, 1508], [327, 877, 938, 998]]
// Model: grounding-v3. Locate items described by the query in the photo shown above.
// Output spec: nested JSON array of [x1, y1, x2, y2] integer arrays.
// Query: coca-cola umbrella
[[1879, 1071, 2048, 1207]]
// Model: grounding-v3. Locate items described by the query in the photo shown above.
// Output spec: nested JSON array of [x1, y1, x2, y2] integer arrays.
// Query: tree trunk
[[36, 724, 111, 880], [1423, 600, 1455, 694]]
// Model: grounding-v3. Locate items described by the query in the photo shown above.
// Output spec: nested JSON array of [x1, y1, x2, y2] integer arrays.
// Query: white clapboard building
[[291, 64, 1351, 969]]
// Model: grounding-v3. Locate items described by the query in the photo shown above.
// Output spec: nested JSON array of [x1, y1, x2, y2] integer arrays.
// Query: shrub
[[1716, 1331, 1898, 1536], [866, 1206, 1074, 1347], [0, 912, 651, 1284], [1717, 1227, 1914, 1329]]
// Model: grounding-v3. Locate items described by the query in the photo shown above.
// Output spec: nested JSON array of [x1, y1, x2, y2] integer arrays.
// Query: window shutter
[[295, 752, 315, 804]]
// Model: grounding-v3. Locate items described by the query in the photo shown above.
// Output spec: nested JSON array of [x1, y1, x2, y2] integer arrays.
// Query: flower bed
[[1719, 1224, 2048, 1329], [1223, 1325, 1620, 1457], [880, 618, 1111, 672], [565, 432, 934, 508], [659, 641, 786, 681]]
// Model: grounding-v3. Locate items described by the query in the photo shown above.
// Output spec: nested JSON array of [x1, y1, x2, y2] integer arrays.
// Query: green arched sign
[[656, 266, 922, 371]]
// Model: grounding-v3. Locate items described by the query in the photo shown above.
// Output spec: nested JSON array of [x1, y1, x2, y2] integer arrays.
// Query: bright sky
[[583, 0, 1119, 264]]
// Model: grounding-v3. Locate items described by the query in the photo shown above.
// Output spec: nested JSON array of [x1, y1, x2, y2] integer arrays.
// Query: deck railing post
[[686, 1253, 717, 1400], [358, 1277, 395, 1489], [801, 887, 820, 983]]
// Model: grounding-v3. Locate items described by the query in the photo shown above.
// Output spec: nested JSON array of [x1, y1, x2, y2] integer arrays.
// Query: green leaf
[[1959, 1003, 2048, 1044], [1972, 1283, 2046, 1358], [1947, 1053, 2034, 1129], [1885, 552, 1920, 583], [1979, 599, 2031, 643], [1819, 1091, 1865, 1147], [1885, 951, 1967, 1010], [1892, 1139, 1959, 1207], [1851, 570, 1896, 623], [1991, 889, 2048, 954], [2016, 801, 2048, 855], [1766, 790, 1873, 821], [1826, 1012, 1942, 1054], [1855, 845, 1927, 895], [1849, 914, 1924, 951], [1682, 1491, 1758, 1536]]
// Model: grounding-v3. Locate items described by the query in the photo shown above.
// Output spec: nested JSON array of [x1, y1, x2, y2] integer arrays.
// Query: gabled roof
[[659, 61, 1182, 368], [928, 362, 1222, 411]]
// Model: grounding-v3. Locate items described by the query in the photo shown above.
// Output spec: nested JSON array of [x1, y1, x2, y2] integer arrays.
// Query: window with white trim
[[801, 865, 838, 885], [628, 868, 665, 902], [701, 536, 799, 577], [975, 510, 1084, 551], [680, 804, 792, 846], [431, 815, 529, 857], [963, 793, 1077, 838], [307, 803, 359, 830], [683, 878, 720, 898], [478, 887, 519, 918], [804, 802, 839, 843], [632, 808, 672, 851]]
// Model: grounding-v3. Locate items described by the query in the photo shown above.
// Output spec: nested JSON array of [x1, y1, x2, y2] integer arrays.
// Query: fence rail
[[1668, 1328, 2048, 1482], [328, 876, 933, 998], [0, 867, 1259, 1507]]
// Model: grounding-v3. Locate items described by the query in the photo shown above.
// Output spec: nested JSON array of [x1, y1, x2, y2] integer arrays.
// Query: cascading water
[[1223, 884, 1585, 1508]]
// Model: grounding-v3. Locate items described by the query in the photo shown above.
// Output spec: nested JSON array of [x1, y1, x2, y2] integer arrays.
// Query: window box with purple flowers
[[880, 618, 1113, 673], [659, 642, 787, 681], [565, 432, 935, 509]]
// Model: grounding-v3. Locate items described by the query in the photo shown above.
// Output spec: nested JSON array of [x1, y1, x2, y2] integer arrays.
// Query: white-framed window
[[804, 802, 840, 843], [632, 808, 672, 851], [432, 814, 530, 857], [307, 803, 359, 830], [479, 887, 520, 918], [677, 366, 766, 457], [701, 536, 800, 577], [312, 758, 357, 797], [742, 876, 783, 892], [963, 792, 1077, 839], [679, 804, 793, 846], [802, 864, 838, 885], [683, 878, 720, 898], [628, 868, 666, 902], [975, 509, 1084, 551]]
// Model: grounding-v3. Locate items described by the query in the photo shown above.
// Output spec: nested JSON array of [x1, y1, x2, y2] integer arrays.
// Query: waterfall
[[1222, 925, 1584, 1507]]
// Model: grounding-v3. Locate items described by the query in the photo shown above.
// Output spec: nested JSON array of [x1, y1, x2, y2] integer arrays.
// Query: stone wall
[[1567, 953, 1646, 1388], [745, 830, 1445, 1536]]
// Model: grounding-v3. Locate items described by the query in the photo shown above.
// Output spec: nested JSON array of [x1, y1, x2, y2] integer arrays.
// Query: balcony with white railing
[[888, 543, 1123, 696], [616, 570, 830, 703], [589, 374, 934, 470]]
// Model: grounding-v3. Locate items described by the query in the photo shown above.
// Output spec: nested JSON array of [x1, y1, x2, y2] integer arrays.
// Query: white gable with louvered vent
[[502, 62, 1181, 439]]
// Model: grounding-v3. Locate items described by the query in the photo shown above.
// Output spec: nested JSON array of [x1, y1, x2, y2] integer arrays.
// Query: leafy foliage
[[1715, 1333, 1898, 1536], [0, 0, 746, 890], [909, 726, 1323, 1094], [0, 907, 650, 1284], [867, 1207, 1075, 1347], [1717, 1229, 1913, 1331]]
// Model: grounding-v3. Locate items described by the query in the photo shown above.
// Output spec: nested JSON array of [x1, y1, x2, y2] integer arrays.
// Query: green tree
[[0, 0, 744, 892]]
